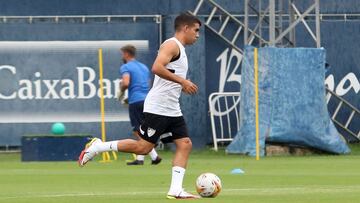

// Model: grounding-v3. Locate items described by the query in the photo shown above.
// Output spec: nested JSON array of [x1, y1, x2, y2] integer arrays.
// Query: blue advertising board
[[0, 20, 160, 145]]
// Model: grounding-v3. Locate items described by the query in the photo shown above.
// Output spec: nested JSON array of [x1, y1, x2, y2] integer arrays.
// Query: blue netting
[[226, 46, 350, 156]]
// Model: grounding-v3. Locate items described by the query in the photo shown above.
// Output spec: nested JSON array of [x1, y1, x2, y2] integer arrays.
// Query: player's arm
[[117, 69, 130, 103], [152, 41, 198, 94], [120, 73, 130, 92]]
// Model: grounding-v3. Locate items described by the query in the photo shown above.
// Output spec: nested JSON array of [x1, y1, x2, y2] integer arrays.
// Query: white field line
[[0, 191, 164, 200], [1, 186, 360, 200]]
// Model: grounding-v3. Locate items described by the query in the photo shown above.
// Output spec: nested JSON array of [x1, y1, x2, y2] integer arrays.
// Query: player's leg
[[127, 101, 146, 165], [79, 112, 165, 167], [117, 137, 155, 154], [149, 148, 162, 165], [129, 131, 162, 165], [166, 117, 199, 199], [167, 137, 197, 199], [172, 137, 192, 167], [78, 138, 155, 167], [136, 104, 162, 165], [128, 101, 162, 165], [127, 131, 145, 165]]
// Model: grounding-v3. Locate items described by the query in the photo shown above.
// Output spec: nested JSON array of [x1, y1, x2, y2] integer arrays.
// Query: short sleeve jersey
[[119, 60, 150, 104]]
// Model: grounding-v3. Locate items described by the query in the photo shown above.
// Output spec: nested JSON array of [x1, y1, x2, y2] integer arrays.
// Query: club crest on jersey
[[147, 127, 156, 137]]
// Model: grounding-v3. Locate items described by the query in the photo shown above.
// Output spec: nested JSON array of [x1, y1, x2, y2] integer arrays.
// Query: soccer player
[[79, 12, 201, 199], [118, 44, 162, 165]]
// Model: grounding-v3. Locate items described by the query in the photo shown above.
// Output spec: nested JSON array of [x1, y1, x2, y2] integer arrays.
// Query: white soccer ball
[[195, 172, 222, 197]]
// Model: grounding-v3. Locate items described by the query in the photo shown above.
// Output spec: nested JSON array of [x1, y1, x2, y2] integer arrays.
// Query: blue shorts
[[129, 101, 145, 132]]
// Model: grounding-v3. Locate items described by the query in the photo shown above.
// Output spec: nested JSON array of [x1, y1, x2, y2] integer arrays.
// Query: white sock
[[149, 148, 158, 160], [136, 155, 145, 161], [96, 141, 118, 152], [168, 166, 186, 195]]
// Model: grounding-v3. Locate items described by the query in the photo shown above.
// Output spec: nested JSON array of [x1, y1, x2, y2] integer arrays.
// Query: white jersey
[[144, 37, 188, 117]]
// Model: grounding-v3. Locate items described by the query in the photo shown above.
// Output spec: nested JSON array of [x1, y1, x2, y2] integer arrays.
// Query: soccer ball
[[195, 172, 222, 197]]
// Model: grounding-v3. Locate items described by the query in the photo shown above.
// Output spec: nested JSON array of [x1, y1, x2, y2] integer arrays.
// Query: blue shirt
[[119, 60, 150, 104]]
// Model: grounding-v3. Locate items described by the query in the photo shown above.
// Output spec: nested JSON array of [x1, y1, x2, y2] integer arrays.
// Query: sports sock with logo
[[97, 141, 118, 152], [168, 166, 185, 195]]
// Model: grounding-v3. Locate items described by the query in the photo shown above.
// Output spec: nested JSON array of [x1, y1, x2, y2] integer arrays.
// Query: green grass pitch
[[1, 145, 360, 203]]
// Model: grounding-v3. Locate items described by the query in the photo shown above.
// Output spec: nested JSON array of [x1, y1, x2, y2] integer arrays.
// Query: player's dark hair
[[121, 45, 136, 57], [174, 12, 201, 31]]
